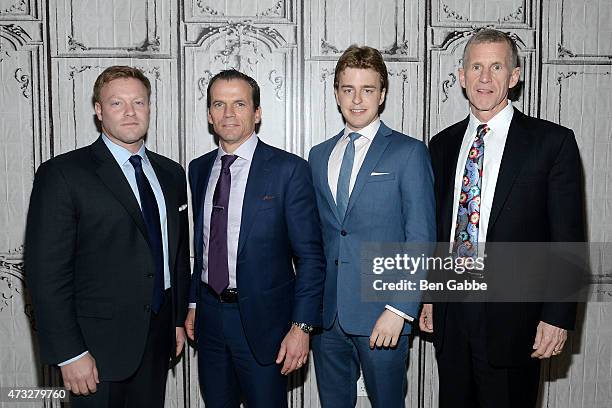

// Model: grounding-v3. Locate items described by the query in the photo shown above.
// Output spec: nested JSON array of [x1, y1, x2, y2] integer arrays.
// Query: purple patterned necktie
[[208, 154, 238, 294], [453, 124, 489, 258]]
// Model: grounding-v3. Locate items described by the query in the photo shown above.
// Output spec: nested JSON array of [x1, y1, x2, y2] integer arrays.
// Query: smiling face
[[334, 67, 386, 131], [207, 78, 261, 153], [459, 41, 521, 123], [94, 77, 150, 153]]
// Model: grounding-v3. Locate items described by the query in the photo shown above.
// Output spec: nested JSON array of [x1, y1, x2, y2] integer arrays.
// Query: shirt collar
[[216, 132, 258, 162], [342, 118, 381, 142], [467, 101, 514, 137], [101, 133, 148, 167]]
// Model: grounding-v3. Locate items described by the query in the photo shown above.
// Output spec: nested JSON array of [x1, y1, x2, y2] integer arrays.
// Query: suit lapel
[[440, 118, 468, 239], [193, 154, 215, 262], [321, 130, 344, 223], [237, 142, 273, 256], [91, 138, 149, 240], [148, 152, 178, 275], [344, 122, 392, 218], [487, 110, 531, 232]]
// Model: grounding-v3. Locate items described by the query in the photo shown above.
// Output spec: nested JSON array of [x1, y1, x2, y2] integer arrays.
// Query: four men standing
[[25, 29, 582, 408]]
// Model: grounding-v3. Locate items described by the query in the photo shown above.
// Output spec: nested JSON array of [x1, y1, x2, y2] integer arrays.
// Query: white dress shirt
[[448, 102, 514, 249], [60, 134, 171, 366], [201, 133, 258, 288], [327, 118, 413, 321]]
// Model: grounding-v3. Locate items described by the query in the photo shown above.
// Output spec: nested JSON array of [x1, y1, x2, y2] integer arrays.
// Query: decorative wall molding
[[441, 72, 457, 102], [187, 0, 294, 23], [51, 0, 173, 57], [0, 0, 26, 15], [14, 67, 30, 97], [433, 0, 529, 27]]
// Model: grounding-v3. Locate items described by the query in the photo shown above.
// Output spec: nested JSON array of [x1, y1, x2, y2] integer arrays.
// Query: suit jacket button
[[144, 305, 151, 312], [340, 230, 347, 236], [146, 273, 154, 278], [334, 260, 338, 265]]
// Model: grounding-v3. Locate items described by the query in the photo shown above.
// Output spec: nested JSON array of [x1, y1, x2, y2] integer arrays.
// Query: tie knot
[[476, 124, 490, 137], [348, 132, 361, 144], [221, 154, 237, 171], [129, 155, 143, 169]]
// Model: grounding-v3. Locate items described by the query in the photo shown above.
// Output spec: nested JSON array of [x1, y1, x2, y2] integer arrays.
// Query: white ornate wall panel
[[49, 0, 175, 57], [431, 0, 531, 27], [185, 0, 296, 24], [0, 0, 37, 20], [1, 1, 611, 407], [544, 0, 612, 64], [305, 0, 422, 61]]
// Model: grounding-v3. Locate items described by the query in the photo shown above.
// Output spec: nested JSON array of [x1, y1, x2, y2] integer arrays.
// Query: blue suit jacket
[[188, 140, 325, 364], [308, 121, 436, 335]]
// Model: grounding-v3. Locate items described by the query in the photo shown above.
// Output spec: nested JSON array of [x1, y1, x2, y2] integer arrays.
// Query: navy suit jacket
[[188, 139, 325, 364], [308, 121, 436, 336], [429, 109, 585, 366]]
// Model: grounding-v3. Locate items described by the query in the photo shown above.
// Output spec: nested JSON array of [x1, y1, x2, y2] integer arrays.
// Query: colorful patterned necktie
[[208, 154, 237, 294], [453, 124, 489, 258]]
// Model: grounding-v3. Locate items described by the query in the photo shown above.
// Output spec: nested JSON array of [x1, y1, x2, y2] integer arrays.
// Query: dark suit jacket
[[188, 140, 325, 365], [25, 137, 190, 381], [429, 109, 585, 366]]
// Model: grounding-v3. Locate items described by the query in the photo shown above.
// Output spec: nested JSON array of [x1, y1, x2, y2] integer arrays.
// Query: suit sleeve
[[284, 159, 326, 326], [541, 129, 584, 330], [25, 161, 87, 365], [187, 160, 201, 305], [386, 141, 437, 318], [174, 165, 191, 325]]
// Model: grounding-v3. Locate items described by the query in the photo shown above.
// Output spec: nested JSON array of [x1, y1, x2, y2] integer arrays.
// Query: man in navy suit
[[419, 29, 584, 407], [308, 45, 436, 407], [184, 69, 325, 407]]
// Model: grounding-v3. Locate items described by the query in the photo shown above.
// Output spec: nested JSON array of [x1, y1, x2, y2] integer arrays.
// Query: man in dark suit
[[25, 66, 190, 407], [308, 45, 436, 407], [419, 29, 585, 407], [183, 69, 325, 407]]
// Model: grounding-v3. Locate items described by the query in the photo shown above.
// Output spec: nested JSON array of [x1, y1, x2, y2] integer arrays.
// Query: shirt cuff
[[385, 305, 414, 322], [188, 302, 196, 309], [58, 351, 89, 366]]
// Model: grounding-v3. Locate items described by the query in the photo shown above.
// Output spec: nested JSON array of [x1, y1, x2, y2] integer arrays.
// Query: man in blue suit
[[308, 46, 436, 407], [184, 69, 325, 407]]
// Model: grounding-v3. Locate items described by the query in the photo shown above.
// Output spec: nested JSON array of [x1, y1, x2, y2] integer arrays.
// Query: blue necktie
[[453, 124, 489, 258], [336, 132, 361, 220], [208, 154, 237, 294], [129, 155, 165, 313]]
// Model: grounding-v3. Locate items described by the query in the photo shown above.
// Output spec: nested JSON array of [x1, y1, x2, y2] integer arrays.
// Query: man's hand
[[369, 309, 405, 349], [275, 325, 310, 375], [60, 353, 99, 396], [175, 327, 186, 357], [185, 308, 196, 341], [419, 303, 434, 333], [531, 321, 568, 359]]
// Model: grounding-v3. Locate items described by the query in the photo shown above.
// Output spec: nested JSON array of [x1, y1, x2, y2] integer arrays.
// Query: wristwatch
[[291, 321, 314, 334]]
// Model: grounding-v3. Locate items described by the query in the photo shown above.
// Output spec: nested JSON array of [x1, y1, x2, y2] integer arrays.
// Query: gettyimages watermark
[[359, 242, 610, 303]]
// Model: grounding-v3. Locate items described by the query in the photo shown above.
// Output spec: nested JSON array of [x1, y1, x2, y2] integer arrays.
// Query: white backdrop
[[0, 0, 611, 407]]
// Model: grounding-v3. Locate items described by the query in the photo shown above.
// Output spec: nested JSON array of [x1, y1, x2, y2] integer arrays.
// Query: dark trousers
[[71, 291, 173, 408], [196, 286, 287, 408], [436, 303, 541, 408], [311, 316, 409, 408]]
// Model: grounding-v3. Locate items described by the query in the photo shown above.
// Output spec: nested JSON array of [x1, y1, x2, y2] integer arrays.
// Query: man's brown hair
[[93, 66, 151, 103], [333, 45, 389, 92]]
